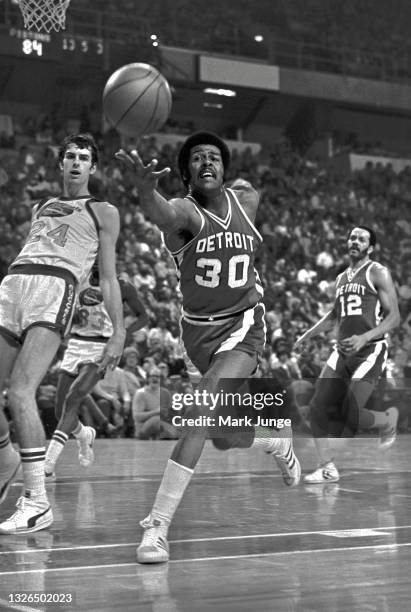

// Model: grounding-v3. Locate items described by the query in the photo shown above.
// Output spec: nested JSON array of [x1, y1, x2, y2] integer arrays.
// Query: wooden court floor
[[0, 435, 410, 611]]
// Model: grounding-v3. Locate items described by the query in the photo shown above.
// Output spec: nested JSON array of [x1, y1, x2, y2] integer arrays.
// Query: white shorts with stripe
[[0, 265, 76, 346], [60, 336, 107, 376]]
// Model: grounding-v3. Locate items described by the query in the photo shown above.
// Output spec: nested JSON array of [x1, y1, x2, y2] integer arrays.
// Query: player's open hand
[[339, 334, 367, 354], [115, 149, 170, 190], [98, 332, 125, 373]]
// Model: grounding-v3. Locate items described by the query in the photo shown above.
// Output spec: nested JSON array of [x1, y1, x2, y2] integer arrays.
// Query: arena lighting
[[254, 34, 264, 42], [203, 87, 237, 97], [203, 102, 223, 109]]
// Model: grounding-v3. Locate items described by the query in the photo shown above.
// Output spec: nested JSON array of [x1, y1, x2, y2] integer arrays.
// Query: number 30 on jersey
[[195, 255, 250, 288]]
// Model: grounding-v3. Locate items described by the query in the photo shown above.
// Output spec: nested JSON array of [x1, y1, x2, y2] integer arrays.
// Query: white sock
[[45, 430, 69, 471], [20, 447, 47, 500], [150, 459, 194, 527]]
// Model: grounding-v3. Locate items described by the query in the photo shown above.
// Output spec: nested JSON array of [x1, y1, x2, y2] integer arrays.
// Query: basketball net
[[17, 0, 71, 32]]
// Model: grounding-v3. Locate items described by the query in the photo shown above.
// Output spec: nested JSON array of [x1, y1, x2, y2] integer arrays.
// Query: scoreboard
[[0, 26, 105, 65]]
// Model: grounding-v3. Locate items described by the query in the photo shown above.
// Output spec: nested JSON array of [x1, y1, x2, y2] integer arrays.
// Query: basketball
[[102, 63, 172, 137]]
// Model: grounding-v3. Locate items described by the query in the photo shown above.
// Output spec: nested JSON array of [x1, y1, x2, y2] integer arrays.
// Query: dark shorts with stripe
[[0, 264, 76, 346], [325, 340, 388, 382], [310, 340, 388, 436], [181, 303, 266, 376]]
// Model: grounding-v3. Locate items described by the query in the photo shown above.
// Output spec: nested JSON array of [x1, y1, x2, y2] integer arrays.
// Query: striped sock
[[20, 447, 47, 500], [0, 433, 18, 468], [45, 430, 69, 472], [252, 426, 292, 453], [252, 436, 278, 452]]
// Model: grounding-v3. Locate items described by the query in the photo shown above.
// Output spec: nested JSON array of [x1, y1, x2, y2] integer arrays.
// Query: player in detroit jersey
[[116, 131, 301, 564], [295, 226, 400, 484], [44, 263, 147, 479], [0, 133, 125, 534]]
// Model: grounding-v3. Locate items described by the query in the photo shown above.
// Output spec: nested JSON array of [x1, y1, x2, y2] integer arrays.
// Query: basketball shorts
[[181, 303, 266, 376], [326, 339, 388, 383], [311, 340, 389, 436], [60, 336, 108, 376], [0, 266, 76, 346]]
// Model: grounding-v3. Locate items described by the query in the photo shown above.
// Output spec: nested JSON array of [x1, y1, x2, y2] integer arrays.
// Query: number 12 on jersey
[[340, 294, 362, 317]]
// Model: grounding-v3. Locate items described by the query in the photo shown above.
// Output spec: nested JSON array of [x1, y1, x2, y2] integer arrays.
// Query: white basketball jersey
[[71, 283, 113, 339], [12, 196, 102, 283]]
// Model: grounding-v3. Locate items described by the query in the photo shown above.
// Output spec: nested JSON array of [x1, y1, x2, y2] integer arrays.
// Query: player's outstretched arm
[[115, 148, 193, 234], [294, 309, 336, 349]]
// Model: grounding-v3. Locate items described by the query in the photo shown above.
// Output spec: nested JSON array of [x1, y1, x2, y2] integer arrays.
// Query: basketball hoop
[[17, 0, 71, 33]]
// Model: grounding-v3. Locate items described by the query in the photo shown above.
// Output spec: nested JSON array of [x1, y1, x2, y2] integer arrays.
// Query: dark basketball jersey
[[334, 260, 384, 343], [165, 188, 263, 317], [12, 196, 101, 284]]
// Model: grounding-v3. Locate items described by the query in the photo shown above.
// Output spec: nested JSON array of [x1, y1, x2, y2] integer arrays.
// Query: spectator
[[92, 366, 132, 437], [122, 346, 145, 396], [296, 260, 318, 285], [132, 367, 177, 440]]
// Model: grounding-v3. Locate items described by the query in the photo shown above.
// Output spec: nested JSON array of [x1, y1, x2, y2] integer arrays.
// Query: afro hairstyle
[[177, 131, 231, 187]]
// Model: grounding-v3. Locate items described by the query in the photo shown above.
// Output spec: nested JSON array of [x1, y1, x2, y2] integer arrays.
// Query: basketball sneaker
[[0, 453, 20, 505], [136, 515, 169, 564], [380, 407, 399, 450], [303, 461, 340, 484], [0, 495, 53, 534], [77, 426, 96, 467], [269, 436, 301, 487]]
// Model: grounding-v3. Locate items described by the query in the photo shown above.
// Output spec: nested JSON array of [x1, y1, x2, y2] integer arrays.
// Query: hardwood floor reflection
[[0, 436, 410, 611]]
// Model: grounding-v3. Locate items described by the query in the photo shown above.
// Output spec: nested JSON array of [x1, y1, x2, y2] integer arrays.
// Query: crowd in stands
[[1, 123, 411, 439], [79, 0, 411, 81]]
